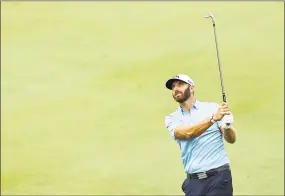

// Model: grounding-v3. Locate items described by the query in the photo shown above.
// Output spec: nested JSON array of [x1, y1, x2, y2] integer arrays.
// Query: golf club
[[204, 12, 227, 103]]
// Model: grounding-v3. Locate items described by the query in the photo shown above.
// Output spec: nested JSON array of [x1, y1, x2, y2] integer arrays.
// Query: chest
[[179, 109, 212, 125]]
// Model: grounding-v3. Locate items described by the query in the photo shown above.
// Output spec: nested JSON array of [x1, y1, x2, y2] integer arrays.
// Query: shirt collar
[[179, 99, 200, 115]]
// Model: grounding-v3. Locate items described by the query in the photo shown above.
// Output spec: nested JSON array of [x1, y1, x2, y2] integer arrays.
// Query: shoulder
[[165, 108, 180, 122], [196, 100, 220, 113], [197, 100, 219, 108]]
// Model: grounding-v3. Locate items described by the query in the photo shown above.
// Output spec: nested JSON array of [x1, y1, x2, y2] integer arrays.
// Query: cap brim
[[165, 79, 180, 90]]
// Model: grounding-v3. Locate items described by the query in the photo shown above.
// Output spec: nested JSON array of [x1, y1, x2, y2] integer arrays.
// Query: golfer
[[164, 74, 237, 196]]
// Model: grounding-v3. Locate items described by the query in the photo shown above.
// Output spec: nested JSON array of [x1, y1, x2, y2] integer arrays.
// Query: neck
[[180, 96, 196, 112]]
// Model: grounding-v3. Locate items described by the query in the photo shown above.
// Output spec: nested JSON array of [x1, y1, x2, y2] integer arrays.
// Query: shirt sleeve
[[216, 119, 225, 128], [165, 114, 181, 141]]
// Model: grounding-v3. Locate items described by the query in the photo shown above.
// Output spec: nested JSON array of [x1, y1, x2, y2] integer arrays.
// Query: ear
[[190, 85, 195, 93]]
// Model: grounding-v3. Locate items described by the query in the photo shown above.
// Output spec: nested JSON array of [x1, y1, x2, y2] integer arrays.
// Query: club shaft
[[212, 23, 226, 103]]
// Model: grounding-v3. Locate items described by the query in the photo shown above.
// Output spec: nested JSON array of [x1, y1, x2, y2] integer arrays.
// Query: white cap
[[165, 74, 195, 90]]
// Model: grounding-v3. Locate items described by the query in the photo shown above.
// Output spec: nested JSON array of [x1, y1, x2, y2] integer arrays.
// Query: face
[[171, 80, 192, 103]]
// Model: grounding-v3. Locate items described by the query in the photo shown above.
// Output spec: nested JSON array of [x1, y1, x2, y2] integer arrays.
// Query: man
[[164, 74, 237, 196]]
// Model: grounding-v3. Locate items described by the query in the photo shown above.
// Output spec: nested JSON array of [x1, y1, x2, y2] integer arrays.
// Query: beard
[[172, 87, 191, 103]]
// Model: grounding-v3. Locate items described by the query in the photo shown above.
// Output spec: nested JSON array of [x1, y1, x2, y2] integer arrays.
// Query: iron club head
[[204, 12, 215, 25], [204, 12, 214, 19]]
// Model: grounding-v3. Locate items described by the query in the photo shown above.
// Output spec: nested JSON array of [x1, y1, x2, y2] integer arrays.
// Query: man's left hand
[[222, 112, 234, 129]]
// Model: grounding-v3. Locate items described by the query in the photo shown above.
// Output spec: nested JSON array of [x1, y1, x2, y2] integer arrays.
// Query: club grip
[[222, 93, 226, 103]]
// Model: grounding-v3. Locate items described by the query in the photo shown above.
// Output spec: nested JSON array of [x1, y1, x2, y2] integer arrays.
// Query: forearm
[[174, 118, 213, 139], [222, 126, 236, 144]]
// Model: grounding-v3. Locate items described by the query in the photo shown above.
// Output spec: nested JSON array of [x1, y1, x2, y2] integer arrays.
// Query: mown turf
[[1, 1, 284, 195]]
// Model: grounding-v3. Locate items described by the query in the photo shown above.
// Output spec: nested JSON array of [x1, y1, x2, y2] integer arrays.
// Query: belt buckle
[[197, 172, 208, 179]]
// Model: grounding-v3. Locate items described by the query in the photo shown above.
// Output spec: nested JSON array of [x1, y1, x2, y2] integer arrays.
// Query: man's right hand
[[213, 102, 231, 121]]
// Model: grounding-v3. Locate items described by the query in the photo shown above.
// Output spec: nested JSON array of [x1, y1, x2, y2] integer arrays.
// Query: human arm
[[165, 103, 230, 140], [218, 113, 237, 144], [221, 126, 237, 144], [174, 118, 216, 139]]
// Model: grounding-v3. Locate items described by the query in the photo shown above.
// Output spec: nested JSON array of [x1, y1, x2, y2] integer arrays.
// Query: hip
[[184, 156, 230, 174], [182, 164, 233, 195]]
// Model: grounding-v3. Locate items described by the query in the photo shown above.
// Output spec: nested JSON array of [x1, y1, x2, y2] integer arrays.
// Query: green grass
[[1, 1, 284, 195]]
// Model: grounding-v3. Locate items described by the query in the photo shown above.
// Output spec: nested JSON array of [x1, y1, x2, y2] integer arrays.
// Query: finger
[[220, 104, 229, 108], [220, 105, 229, 109], [220, 109, 230, 113], [220, 108, 229, 112], [221, 111, 231, 115]]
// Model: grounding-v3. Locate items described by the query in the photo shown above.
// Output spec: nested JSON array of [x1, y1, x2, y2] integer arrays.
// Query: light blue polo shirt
[[165, 100, 230, 174]]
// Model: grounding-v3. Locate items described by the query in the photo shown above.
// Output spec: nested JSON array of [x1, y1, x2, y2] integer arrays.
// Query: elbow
[[224, 129, 237, 144], [224, 135, 236, 144], [227, 138, 236, 144], [228, 140, 236, 144]]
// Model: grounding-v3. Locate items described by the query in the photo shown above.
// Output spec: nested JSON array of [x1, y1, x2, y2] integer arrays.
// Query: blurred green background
[[1, 1, 284, 195]]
